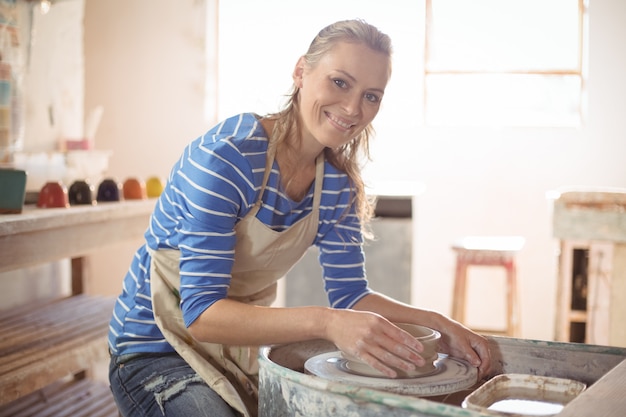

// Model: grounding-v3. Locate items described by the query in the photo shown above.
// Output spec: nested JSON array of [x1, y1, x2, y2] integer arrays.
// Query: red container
[[37, 181, 70, 208]]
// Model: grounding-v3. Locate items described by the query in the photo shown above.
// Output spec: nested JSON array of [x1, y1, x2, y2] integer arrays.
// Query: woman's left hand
[[352, 293, 492, 380], [436, 317, 492, 380]]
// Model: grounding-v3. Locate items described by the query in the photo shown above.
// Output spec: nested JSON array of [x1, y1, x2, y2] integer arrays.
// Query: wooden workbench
[[0, 200, 155, 288], [0, 200, 154, 411]]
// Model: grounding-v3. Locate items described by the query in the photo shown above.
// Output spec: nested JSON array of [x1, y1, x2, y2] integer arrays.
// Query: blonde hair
[[266, 19, 393, 233]]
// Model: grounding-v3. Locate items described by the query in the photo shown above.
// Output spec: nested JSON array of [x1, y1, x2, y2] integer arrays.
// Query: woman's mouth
[[326, 112, 354, 131]]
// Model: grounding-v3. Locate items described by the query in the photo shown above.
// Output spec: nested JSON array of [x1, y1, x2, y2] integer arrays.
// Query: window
[[209, 0, 421, 123], [424, 0, 587, 128], [209, 0, 586, 129]]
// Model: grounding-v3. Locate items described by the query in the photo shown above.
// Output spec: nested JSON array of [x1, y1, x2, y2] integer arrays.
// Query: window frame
[[423, 0, 588, 128]]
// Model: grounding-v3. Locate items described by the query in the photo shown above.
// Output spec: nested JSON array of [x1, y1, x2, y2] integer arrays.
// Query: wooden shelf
[[552, 189, 626, 346], [0, 295, 115, 405], [0, 200, 154, 413], [569, 310, 588, 323]]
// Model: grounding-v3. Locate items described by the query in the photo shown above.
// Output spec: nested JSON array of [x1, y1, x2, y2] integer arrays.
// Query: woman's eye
[[333, 79, 347, 88], [365, 93, 380, 103]]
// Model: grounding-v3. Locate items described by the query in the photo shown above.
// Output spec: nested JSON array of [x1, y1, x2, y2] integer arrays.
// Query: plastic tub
[[462, 373, 586, 416]]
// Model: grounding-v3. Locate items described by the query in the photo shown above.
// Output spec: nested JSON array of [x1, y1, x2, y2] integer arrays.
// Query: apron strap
[[249, 140, 325, 217]]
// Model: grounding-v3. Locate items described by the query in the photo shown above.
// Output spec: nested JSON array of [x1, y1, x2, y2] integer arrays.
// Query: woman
[[108, 19, 491, 417]]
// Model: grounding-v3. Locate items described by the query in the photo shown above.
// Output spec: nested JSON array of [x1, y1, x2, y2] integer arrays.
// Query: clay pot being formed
[[341, 323, 441, 378]]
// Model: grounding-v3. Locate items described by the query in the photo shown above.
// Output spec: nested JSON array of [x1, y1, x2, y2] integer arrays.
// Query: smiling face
[[293, 41, 391, 152]]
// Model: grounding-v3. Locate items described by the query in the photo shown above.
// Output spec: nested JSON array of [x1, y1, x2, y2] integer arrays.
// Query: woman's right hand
[[324, 309, 426, 378]]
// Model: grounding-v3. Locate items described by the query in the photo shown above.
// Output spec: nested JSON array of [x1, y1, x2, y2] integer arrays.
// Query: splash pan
[[305, 351, 477, 396]]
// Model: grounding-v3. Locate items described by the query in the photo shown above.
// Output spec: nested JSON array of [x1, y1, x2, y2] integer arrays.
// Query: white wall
[[410, 0, 626, 340], [0, 1, 83, 309], [81, 0, 626, 341], [21, 0, 85, 151], [84, 0, 209, 181], [81, 0, 210, 297]]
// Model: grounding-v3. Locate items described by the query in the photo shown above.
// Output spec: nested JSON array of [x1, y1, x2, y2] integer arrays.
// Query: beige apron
[[150, 145, 324, 417]]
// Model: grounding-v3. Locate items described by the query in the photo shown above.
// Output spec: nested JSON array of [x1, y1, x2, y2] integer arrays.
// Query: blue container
[[97, 178, 122, 202]]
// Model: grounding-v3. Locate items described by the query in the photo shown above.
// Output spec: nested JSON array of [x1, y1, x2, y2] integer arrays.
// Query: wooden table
[[0, 199, 155, 293]]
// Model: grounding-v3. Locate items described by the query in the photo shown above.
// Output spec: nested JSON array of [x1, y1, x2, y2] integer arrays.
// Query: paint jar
[[146, 176, 164, 198], [0, 168, 26, 213], [123, 177, 147, 200], [97, 178, 122, 202], [68, 180, 96, 205], [37, 181, 70, 209]]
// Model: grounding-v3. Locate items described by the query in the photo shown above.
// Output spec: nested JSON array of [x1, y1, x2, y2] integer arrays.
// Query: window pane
[[427, 0, 581, 72], [425, 73, 582, 127]]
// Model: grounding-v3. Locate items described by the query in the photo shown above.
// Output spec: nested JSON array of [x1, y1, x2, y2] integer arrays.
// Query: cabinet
[[0, 200, 154, 415], [552, 188, 626, 347]]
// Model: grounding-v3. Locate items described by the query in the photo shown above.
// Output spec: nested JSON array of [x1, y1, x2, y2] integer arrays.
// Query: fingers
[[330, 312, 435, 378], [350, 322, 427, 378], [471, 336, 492, 379], [430, 322, 492, 379], [455, 334, 492, 380], [352, 340, 426, 378]]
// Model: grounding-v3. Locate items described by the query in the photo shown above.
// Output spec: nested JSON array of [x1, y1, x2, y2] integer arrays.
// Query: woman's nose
[[342, 93, 362, 116]]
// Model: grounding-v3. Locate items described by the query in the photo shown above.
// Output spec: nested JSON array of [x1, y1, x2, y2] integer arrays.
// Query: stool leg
[[452, 258, 468, 324], [505, 261, 520, 337]]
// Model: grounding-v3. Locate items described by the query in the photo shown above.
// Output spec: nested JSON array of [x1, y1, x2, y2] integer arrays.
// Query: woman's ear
[[292, 56, 306, 88]]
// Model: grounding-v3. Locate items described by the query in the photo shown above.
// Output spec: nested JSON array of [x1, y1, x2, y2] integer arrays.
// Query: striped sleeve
[[316, 169, 372, 308], [147, 115, 267, 327]]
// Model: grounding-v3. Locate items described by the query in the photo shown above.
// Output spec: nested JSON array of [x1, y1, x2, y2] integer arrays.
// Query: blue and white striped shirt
[[108, 113, 372, 355]]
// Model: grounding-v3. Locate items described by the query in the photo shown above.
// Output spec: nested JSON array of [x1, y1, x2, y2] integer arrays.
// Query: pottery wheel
[[304, 352, 477, 396]]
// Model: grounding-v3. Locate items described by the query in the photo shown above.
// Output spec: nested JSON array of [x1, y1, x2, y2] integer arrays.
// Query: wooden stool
[[451, 236, 525, 337]]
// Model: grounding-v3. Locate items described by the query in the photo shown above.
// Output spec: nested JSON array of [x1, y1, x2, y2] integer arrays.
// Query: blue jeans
[[109, 352, 240, 417]]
